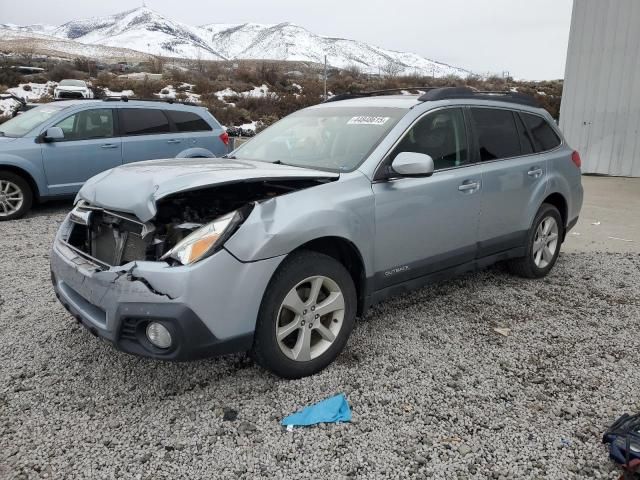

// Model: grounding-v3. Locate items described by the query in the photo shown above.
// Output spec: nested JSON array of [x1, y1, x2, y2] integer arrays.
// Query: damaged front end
[[62, 179, 326, 269]]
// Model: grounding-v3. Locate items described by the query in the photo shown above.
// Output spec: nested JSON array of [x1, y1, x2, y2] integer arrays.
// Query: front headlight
[[161, 208, 248, 265]]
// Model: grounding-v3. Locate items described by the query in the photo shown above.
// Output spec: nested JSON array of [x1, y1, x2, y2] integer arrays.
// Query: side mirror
[[391, 152, 435, 177], [43, 127, 64, 142]]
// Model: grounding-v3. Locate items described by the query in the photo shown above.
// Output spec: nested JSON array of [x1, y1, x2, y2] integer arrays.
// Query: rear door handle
[[528, 167, 543, 178], [167, 139, 181, 144], [101, 143, 118, 149], [458, 181, 480, 192]]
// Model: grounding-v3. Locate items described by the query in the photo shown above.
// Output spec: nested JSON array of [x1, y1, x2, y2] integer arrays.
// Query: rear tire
[[0, 171, 33, 221], [252, 251, 357, 379], [508, 203, 563, 278]]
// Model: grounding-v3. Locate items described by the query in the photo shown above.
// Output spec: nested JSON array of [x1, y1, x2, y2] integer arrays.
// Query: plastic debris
[[493, 327, 511, 337], [591, 221, 601, 226], [281, 393, 351, 428], [571, 232, 581, 236]]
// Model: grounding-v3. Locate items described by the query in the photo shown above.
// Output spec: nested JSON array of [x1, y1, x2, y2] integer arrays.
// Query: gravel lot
[[1, 203, 639, 480]]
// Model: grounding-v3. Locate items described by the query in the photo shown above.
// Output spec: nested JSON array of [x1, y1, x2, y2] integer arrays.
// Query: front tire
[[0, 171, 33, 221], [508, 203, 563, 278], [252, 251, 357, 379]]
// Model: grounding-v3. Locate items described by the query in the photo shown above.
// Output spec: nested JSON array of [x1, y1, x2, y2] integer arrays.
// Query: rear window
[[520, 112, 561, 152], [165, 110, 212, 132], [120, 108, 170, 135], [470, 108, 521, 161]]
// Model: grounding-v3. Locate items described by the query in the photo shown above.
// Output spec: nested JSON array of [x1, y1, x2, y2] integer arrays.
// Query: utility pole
[[323, 55, 328, 100]]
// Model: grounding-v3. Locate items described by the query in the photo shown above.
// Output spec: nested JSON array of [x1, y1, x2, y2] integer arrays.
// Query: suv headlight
[[161, 207, 251, 266]]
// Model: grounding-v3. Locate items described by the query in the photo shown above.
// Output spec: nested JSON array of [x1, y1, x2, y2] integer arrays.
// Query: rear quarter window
[[120, 108, 171, 135], [520, 112, 561, 152], [165, 110, 212, 132]]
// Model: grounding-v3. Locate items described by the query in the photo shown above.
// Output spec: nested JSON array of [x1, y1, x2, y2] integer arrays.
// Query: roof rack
[[324, 87, 438, 103], [102, 96, 200, 106], [417, 87, 540, 107]]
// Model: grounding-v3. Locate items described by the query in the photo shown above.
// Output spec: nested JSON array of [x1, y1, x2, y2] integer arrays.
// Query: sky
[[0, 0, 574, 80]]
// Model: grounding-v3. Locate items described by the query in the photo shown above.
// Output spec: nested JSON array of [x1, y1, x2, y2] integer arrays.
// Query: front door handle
[[458, 181, 480, 192], [528, 167, 543, 178], [167, 139, 181, 144], [101, 144, 118, 149]]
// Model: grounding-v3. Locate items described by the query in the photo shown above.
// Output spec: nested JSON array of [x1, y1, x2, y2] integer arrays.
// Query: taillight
[[219, 131, 229, 146], [571, 150, 581, 168]]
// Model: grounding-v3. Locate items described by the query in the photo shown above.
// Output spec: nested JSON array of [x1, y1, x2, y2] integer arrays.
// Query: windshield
[[59, 79, 86, 87], [0, 104, 65, 137], [233, 106, 406, 172]]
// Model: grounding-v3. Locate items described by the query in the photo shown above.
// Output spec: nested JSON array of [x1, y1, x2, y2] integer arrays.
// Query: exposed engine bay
[[64, 179, 328, 268]]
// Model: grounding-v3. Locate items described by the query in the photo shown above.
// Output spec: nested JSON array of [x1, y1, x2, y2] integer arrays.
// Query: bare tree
[[381, 60, 403, 78]]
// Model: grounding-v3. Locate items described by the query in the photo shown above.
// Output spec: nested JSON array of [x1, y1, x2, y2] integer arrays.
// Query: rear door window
[[520, 112, 561, 152], [165, 110, 212, 132], [120, 108, 171, 135], [515, 114, 535, 155], [470, 108, 522, 161]]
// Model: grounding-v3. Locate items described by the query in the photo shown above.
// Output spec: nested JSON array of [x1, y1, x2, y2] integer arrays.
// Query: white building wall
[[560, 0, 640, 177]]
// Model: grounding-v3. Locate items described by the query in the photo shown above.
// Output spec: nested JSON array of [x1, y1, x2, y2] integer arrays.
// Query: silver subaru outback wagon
[[50, 87, 583, 378]]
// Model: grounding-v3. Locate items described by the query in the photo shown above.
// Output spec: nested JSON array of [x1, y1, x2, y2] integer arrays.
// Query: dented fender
[[225, 171, 376, 277]]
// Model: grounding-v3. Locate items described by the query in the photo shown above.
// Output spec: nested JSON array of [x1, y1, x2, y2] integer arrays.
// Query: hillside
[[1, 6, 473, 77]]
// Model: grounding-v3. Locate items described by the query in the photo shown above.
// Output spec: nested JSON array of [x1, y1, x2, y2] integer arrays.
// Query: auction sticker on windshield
[[347, 116, 390, 126]]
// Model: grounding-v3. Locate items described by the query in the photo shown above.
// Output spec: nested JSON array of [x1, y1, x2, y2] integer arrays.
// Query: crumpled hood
[[77, 157, 339, 222]]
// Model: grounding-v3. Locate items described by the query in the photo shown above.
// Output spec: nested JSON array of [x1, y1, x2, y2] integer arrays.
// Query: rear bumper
[[50, 216, 284, 360]]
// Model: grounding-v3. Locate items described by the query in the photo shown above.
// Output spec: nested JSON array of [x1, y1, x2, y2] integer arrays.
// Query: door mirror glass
[[44, 127, 65, 142], [391, 152, 434, 177]]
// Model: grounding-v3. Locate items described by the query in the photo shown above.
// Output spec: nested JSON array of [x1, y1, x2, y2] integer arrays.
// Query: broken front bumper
[[50, 215, 285, 361]]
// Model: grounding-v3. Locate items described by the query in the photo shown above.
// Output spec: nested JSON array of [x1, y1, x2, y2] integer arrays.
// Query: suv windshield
[[0, 104, 66, 137], [59, 80, 86, 87], [233, 106, 406, 171]]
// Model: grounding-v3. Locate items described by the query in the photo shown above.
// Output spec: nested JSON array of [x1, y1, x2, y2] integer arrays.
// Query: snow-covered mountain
[[1, 7, 473, 77]]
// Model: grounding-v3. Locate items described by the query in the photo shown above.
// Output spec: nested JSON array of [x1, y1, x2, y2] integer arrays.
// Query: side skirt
[[362, 246, 525, 313]]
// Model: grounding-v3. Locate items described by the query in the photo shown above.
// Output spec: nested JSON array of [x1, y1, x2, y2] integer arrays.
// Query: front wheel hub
[[275, 275, 345, 362]]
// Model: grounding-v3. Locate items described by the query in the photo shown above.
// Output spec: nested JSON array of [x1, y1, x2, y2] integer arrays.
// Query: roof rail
[[324, 87, 438, 103], [418, 87, 540, 107], [102, 96, 200, 106]]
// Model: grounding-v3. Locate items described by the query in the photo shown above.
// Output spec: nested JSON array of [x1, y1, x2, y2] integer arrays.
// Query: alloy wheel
[[0, 180, 24, 217], [532, 216, 559, 268], [276, 275, 345, 362]]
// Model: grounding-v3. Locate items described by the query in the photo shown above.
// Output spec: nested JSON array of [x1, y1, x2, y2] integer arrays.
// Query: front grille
[[66, 205, 151, 267]]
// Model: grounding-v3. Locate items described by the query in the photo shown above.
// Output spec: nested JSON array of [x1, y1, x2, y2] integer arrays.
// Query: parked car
[[50, 87, 583, 378], [53, 79, 94, 100], [0, 99, 229, 219]]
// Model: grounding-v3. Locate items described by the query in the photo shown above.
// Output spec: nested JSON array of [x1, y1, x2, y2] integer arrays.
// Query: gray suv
[[50, 87, 583, 378]]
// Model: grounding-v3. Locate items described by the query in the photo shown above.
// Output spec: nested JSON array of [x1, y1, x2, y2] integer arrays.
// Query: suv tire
[[0, 171, 33, 221], [508, 203, 564, 278], [252, 251, 357, 379]]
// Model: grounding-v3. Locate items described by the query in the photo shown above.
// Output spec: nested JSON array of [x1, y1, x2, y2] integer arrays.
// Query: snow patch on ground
[[7, 82, 56, 102], [103, 88, 135, 98], [156, 84, 200, 103], [0, 97, 22, 120]]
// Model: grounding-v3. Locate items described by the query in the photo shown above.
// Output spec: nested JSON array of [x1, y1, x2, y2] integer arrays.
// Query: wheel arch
[[175, 147, 215, 159], [291, 236, 368, 317], [0, 164, 40, 202], [542, 192, 568, 235]]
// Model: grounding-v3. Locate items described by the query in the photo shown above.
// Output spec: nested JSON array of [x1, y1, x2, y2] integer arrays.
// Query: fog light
[[146, 322, 172, 349]]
